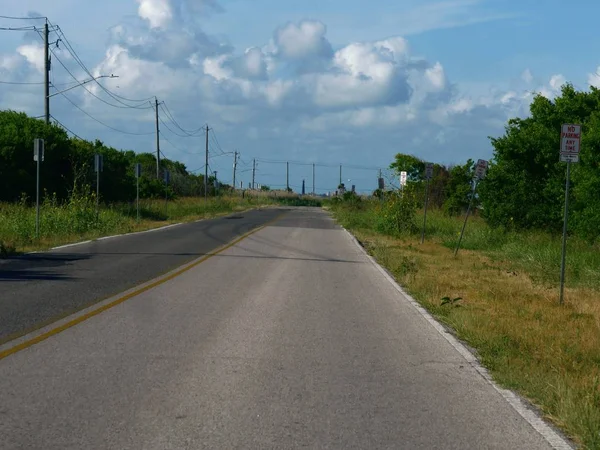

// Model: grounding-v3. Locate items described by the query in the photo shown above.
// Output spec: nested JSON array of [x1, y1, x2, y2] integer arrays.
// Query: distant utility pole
[[302, 179, 305, 195], [232, 151, 238, 190], [155, 97, 161, 179], [214, 171, 218, 196], [204, 125, 209, 202], [312, 163, 315, 195], [44, 22, 50, 124], [286, 161, 289, 191], [252, 158, 256, 190], [339, 165, 342, 187]]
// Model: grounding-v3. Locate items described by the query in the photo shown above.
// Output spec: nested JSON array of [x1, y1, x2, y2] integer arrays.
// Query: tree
[[443, 160, 475, 216], [390, 153, 425, 182], [479, 83, 600, 238]]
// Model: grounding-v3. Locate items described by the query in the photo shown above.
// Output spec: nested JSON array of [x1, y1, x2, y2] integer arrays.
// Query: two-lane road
[[0, 208, 569, 449], [0, 207, 283, 343]]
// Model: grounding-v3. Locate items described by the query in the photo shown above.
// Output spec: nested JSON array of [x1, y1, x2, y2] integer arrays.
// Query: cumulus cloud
[[0, 0, 573, 189], [137, 0, 173, 28], [16, 44, 45, 73], [589, 68, 600, 88], [273, 21, 332, 60]]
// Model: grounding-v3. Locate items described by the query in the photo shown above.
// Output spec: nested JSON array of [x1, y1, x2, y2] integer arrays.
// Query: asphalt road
[[0, 207, 283, 342], [0, 208, 563, 449]]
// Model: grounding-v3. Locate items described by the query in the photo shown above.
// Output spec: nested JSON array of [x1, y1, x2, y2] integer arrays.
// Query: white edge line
[[20, 222, 186, 255], [18, 208, 260, 256], [341, 226, 576, 450]]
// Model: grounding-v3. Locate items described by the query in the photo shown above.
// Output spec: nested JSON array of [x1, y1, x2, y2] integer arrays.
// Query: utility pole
[[44, 22, 50, 124], [232, 151, 238, 191], [286, 161, 289, 191], [339, 165, 342, 187], [204, 125, 209, 202], [155, 97, 160, 179], [252, 158, 256, 190], [214, 171, 218, 196], [312, 163, 315, 195]]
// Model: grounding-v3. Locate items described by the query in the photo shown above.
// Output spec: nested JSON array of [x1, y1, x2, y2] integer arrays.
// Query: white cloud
[[588, 68, 600, 88], [522, 68, 533, 84], [137, 0, 173, 28], [549, 74, 566, 91], [273, 21, 332, 60], [16, 44, 45, 73]]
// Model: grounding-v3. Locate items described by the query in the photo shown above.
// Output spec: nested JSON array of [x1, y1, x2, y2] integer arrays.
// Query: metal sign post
[[559, 123, 581, 305], [164, 169, 170, 217], [33, 139, 44, 238], [135, 163, 142, 221], [421, 163, 433, 244], [455, 159, 488, 257], [94, 154, 103, 221]]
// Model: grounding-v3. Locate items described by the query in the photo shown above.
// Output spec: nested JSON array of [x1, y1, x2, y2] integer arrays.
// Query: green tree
[[480, 83, 600, 237], [390, 153, 425, 182], [443, 160, 475, 216]]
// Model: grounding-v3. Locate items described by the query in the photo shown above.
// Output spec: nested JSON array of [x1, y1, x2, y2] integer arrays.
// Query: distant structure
[[302, 179, 305, 195]]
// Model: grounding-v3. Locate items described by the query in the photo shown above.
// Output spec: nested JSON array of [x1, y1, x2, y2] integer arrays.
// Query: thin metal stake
[[35, 157, 40, 238], [454, 180, 478, 257], [136, 176, 140, 222], [421, 177, 430, 244], [96, 168, 100, 222], [559, 160, 571, 305]]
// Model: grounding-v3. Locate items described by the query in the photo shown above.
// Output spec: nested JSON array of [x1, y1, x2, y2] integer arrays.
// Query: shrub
[[376, 188, 419, 236]]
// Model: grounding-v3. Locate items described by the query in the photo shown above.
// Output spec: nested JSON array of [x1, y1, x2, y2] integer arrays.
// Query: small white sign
[[475, 159, 488, 180], [560, 123, 581, 163], [425, 163, 434, 180], [400, 171, 407, 186], [33, 138, 44, 162]]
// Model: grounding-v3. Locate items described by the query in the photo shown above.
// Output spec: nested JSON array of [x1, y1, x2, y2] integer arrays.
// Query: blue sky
[[1, 0, 600, 193]]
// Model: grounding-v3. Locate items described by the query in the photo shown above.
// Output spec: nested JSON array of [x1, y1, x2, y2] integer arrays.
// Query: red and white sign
[[560, 123, 581, 163], [475, 159, 488, 180]]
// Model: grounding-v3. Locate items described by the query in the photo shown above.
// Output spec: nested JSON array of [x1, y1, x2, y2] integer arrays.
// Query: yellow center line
[[0, 211, 287, 361]]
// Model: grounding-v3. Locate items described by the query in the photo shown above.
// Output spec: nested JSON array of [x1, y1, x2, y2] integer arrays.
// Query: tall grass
[[330, 199, 600, 290], [0, 193, 283, 254]]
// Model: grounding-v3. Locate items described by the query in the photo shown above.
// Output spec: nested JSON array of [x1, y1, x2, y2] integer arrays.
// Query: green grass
[[330, 199, 600, 290], [0, 194, 287, 254], [328, 199, 600, 449]]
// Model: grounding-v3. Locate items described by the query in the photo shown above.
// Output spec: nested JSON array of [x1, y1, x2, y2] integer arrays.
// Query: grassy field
[[328, 199, 600, 449], [0, 192, 315, 255]]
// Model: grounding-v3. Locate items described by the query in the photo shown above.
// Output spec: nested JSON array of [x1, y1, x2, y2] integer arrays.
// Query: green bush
[[376, 188, 419, 236]]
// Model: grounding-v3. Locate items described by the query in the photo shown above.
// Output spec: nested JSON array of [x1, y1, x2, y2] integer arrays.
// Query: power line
[[33, 26, 152, 111], [50, 115, 85, 140], [46, 44, 152, 110], [0, 14, 47, 20], [161, 134, 202, 155], [56, 89, 155, 136], [52, 23, 155, 106], [0, 26, 37, 31], [160, 102, 205, 136], [158, 114, 199, 138], [0, 80, 44, 85]]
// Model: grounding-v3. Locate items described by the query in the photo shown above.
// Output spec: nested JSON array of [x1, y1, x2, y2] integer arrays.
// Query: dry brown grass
[[354, 230, 600, 449]]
